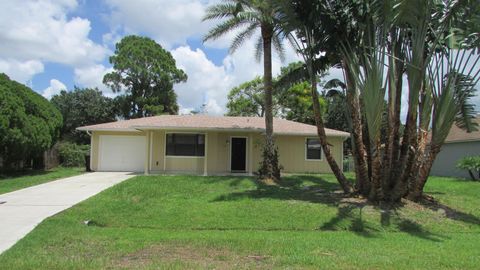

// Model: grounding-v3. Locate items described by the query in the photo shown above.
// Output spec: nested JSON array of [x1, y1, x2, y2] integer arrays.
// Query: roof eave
[[444, 138, 480, 144], [132, 125, 265, 132], [77, 125, 350, 138], [76, 127, 141, 132]]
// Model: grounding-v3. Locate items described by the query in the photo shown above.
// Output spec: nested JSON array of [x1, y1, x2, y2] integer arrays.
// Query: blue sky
[[1, 0, 303, 114], [30, 1, 228, 94], [0, 0, 478, 116]]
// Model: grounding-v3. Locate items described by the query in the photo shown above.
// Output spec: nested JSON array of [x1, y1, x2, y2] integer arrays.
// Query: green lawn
[[0, 167, 84, 195], [0, 174, 479, 269]]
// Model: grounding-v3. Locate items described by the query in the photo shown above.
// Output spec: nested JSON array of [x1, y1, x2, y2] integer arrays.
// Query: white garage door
[[98, 135, 146, 172]]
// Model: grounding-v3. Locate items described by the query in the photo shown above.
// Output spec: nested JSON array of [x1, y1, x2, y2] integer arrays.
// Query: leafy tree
[[103, 35, 187, 119], [0, 73, 62, 170], [226, 77, 267, 117], [51, 87, 117, 144], [280, 81, 327, 125], [226, 77, 284, 117], [324, 95, 349, 132], [204, 0, 287, 182], [275, 62, 327, 124], [323, 79, 349, 132], [225, 73, 326, 124]]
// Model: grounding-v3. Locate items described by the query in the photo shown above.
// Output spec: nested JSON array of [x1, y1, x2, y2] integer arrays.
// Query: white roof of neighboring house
[[77, 115, 350, 137]]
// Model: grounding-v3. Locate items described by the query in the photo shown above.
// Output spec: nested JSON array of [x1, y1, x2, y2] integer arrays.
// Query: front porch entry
[[230, 137, 247, 172]]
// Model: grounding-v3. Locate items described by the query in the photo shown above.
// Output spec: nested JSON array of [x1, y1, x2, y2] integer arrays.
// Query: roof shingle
[[443, 117, 480, 143], [77, 115, 350, 137]]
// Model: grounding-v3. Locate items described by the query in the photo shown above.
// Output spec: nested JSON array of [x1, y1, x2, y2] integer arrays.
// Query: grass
[[0, 167, 84, 195], [0, 173, 479, 269]]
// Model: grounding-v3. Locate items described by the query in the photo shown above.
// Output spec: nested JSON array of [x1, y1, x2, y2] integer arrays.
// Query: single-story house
[[430, 116, 480, 178], [77, 115, 349, 175]]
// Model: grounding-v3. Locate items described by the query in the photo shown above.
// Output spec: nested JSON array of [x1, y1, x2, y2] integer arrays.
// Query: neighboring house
[[430, 117, 480, 178], [77, 115, 349, 175]]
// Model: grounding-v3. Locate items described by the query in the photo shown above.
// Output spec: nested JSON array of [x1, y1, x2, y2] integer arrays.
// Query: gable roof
[[77, 115, 350, 137], [443, 116, 480, 143]]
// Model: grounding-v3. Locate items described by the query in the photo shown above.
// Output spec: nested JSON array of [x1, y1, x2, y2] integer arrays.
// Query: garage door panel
[[99, 135, 146, 172]]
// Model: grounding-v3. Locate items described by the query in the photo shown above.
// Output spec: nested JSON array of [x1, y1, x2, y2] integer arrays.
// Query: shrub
[[58, 142, 90, 167], [257, 139, 283, 184], [456, 156, 480, 181]]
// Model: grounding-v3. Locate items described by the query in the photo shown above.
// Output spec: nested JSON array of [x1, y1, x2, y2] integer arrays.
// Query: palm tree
[[277, 0, 354, 193], [203, 0, 286, 181], [280, 0, 480, 201]]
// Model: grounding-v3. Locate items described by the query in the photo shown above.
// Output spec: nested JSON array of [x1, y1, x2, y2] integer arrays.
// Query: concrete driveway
[[0, 172, 135, 254]]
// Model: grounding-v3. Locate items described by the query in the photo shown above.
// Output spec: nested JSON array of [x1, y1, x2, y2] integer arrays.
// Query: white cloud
[[104, 0, 216, 49], [0, 59, 44, 83], [42, 79, 67, 99], [171, 46, 232, 115], [73, 64, 116, 96], [204, 99, 223, 115], [171, 40, 301, 115], [0, 0, 108, 83]]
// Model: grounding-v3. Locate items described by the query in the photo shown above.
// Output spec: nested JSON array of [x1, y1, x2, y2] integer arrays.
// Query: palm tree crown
[[203, 0, 286, 61]]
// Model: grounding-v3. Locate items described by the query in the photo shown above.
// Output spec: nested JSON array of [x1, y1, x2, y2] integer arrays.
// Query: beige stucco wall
[[90, 130, 345, 174], [276, 135, 343, 174]]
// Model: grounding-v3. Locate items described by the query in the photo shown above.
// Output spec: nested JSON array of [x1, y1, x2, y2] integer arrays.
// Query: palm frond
[[275, 62, 308, 93], [203, 17, 248, 42], [362, 60, 386, 142], [325, 89, 345, 98], [452, 72, 479, 132], [431, 74, 458, 146], [254, 35, 263, 62], [272, 33, 286, 62], [202, 2, 241, 21], [419, 80, 433, 130], [324, 78, 346, 90], [230, 23, 259, 54]]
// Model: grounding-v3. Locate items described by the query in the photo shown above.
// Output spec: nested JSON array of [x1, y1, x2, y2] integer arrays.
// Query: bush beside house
[[457, 156, 480, 181], [58, 142, 90, 167]]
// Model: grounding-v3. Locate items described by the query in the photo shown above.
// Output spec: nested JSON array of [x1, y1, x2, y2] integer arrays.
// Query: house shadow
[[213, 174, 344, 205], [210, 174, 475, 241]]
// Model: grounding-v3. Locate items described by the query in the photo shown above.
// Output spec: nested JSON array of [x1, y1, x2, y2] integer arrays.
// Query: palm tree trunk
[[263, 34, 274, 141], [407, 144, 441, 201], [343, 62, 370, 195], [393, 97, 419, 198], [384, 35, 404, 194], [309, 70, 353, 194], [260, 25, 280, 181]]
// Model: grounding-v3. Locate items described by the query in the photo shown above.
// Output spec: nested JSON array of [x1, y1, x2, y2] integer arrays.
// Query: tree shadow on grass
[[0, 169, 50, 180], [213, 175, 344, 205], [211, 175, 458, 241], [203, 176, 254, 188], [418, 198, 480, 226], [319, 202, 379, 238]]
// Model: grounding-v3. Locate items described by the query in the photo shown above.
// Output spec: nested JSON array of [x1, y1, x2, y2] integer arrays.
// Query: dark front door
[[231, 137, 247, 172]]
